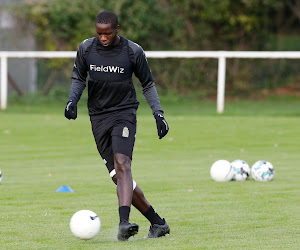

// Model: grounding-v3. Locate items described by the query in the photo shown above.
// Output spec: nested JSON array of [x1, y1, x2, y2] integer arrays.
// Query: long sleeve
[[128, 40, 163, 115], [142, 82, 164, 115], [68, 38, 94, 103]]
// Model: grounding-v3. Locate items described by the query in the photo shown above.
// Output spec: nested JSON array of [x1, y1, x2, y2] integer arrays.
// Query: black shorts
[[90, 109, 137, 174]]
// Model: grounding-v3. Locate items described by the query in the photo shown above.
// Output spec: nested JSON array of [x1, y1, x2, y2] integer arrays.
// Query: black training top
[[69, 36, 163, 117]]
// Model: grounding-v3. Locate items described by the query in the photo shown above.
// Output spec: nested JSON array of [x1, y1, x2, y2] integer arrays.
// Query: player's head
[[95, 11, 119, 28], [95, 11, 120, 47]]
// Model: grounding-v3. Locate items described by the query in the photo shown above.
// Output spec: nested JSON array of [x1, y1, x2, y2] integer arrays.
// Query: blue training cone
[[56, 185, 74, 193]]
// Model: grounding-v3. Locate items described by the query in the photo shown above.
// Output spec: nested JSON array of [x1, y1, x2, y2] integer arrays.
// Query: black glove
[[154, 114, 169, 139], [64, 100, 77, 120]]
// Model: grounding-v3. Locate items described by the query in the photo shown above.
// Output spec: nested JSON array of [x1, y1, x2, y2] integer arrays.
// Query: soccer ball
[[70, 210, 101, 240], [0, 170, 2, 183], [251, 161, 275, 182], [231, 160, 250, 181], [210, 160, 234, 182]]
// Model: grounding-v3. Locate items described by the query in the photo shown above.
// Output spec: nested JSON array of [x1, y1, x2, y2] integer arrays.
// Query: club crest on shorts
[[122, 126, 129, 138]]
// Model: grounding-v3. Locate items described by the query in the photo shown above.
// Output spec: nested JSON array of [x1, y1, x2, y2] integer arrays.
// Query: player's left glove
[[154, 114, 169, 139], [64, 100, 77, 120]]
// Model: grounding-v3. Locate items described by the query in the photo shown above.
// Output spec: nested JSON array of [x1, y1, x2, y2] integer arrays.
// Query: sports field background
[[0, 94, 300, 249]]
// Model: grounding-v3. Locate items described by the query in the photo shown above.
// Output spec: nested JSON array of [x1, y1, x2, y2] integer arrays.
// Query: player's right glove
[[154, 114, 169, 139], [64, 100, 77, 120]]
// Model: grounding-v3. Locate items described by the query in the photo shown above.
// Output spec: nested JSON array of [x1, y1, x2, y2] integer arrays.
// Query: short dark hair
[[95, 11, 119, 28]]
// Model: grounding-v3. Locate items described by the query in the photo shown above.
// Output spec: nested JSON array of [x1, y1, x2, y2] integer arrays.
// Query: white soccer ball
[[231, 160, 250, 181], [70, 210, 101, 240], [251, 160, 275, 182], [0, 170, 2, 183], [210, 160, 234, 182]]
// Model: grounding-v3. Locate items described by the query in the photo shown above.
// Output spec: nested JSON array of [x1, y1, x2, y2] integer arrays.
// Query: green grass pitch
[[0, 97, 300, 249]]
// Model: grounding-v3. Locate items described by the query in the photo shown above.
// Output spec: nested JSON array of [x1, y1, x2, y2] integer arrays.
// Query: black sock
[[143, 206, 164, 225], [119, 206, 131, 224]]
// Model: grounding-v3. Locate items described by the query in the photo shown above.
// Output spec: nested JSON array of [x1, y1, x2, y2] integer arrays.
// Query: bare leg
[[112, 174, 151, 213], [132, 185, 151, 213], [112, 155, 168, 238], [114, 153, 140, 241], [114, 153, 133, 207]]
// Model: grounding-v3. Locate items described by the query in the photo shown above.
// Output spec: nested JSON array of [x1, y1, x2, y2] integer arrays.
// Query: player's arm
[[129, 42, 169, 139], [65, 40, 91, 120]]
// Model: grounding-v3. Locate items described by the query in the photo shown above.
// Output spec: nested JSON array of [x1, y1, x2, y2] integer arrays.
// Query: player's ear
[[116, 25, 120, 33]]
